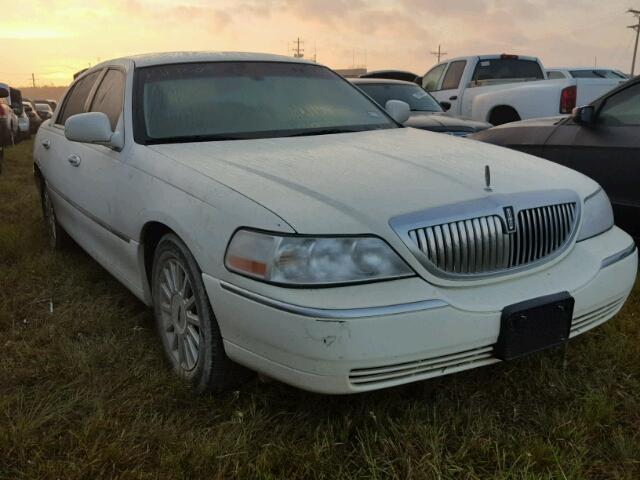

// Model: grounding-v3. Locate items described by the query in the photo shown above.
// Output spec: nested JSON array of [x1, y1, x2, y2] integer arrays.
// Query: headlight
[[577, 188, 614, 241], [225, 229, 414, 286]]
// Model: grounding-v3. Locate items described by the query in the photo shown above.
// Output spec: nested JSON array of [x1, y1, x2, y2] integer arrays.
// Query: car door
[[62, 67, 137, 277], [543, 82, 640, 237], [433, 60, 467, 115], [38, 69, 104, 233]]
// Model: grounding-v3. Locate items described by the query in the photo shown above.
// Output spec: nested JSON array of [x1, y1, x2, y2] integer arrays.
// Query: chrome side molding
[[601, 243, 637, 269], [220, 281, 448, 319]]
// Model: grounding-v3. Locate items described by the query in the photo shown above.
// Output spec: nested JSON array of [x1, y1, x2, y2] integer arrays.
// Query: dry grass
[[1, 140, 639, 479]]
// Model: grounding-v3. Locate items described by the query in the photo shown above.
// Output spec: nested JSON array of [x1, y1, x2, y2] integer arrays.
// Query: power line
[[628, 8, 640, 76], [430, 45, 447, 64]]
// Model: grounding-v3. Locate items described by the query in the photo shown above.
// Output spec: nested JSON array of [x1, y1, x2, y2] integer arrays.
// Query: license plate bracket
[[495, 292, 574, 361]]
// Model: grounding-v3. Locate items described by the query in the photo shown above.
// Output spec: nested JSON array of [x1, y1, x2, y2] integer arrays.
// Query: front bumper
[[204, 227, 637, 394]]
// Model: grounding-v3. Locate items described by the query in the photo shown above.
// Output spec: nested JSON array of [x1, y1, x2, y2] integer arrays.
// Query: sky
[[0, 0, 638, 87]]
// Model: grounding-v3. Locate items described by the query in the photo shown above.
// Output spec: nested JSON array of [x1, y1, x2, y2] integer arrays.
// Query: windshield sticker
[[367, 111, 381, 117], [412, 91, 428, 99], [480, 61, 490, 67]]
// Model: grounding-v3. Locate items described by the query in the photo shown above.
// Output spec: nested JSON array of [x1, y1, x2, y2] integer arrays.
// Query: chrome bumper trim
[[601, 243, 637, 269], [220, 281, 448, 319]]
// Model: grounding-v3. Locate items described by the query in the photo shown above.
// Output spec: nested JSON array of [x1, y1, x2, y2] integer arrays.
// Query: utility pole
[[31, 73, 36, 88], [292, 37, 304, 58], [430, 44, 447, 63], [629, 9, 640, 76]]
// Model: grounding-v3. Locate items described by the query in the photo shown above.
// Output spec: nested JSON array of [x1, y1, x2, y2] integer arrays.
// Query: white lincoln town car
[[33, 52, 637, 394]]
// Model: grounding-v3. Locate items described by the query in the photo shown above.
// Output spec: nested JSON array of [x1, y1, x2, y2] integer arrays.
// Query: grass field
[[1, 139, 639, 479]]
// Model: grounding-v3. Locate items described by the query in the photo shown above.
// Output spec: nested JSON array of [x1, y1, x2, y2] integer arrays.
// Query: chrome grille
[[409, 202, 577, 276]]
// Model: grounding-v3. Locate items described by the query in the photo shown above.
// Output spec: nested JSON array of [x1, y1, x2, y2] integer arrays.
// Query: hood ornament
[[484, 165, 492, 192]]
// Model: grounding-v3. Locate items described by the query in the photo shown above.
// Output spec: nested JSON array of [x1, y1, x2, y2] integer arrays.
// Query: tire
[[40, 183, 71, 250], [151, 233, 249, 393]]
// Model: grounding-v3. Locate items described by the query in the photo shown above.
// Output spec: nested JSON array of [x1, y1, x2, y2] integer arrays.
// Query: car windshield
[[570, 69, 627, 79], [135, 61, 397, 143], [356, 83, 443, 112]]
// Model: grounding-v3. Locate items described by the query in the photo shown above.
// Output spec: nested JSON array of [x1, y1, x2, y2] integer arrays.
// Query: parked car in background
[[16, 109, 30, 141], [34, 52, 636, 395], [23, 101, 42, 134], [473, 76, 640, 238], [359, 70, 421, 83], [351, 78, 491, 136], [34, 99, 58, 111], [0, 82, 18, 146], [421, 54, 623, 125], [34, 102, 54, 121], [546, 68, 628, 80]]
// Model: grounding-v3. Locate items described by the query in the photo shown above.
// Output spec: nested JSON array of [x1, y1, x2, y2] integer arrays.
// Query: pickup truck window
[[422, 64, 447, 92], [134, 61, 396, 144], [547, 71, 566, 80], [57, 70, 102, 126], [90, 69, 125, 131], [599, 84, 640, 126], [471, 59, 544, 86], [441, 61, 467, 90]]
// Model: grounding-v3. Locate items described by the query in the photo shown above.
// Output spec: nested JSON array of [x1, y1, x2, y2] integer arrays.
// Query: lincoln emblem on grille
[[484, 165, 492, 192]]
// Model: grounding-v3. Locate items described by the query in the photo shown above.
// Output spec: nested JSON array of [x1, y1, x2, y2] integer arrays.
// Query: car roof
[[101, 51, 316, 68], [350, 78, 418, 86], [546, 67, 618, 71]]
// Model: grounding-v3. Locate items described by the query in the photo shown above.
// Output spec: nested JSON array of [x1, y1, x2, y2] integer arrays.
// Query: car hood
[[405, 112, 492, 132], [149, 127, 597, 235], [489, 116, 567, 129]]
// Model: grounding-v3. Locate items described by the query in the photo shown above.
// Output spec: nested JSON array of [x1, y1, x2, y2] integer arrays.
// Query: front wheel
[[151, 233, 249, 393]]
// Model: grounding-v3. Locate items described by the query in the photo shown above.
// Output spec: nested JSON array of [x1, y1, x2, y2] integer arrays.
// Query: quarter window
[[57, 70, 102, 125], [422, 64, 447, 92], [599, 85, 640, 126], [90, 69, 125, 131], [441, 61, 467, 90]]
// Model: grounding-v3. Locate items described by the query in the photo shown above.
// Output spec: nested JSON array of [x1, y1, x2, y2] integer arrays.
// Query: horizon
[[1, 0, 639, 88]]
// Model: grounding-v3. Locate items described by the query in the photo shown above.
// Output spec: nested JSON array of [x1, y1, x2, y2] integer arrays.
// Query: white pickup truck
[[421, 54, 623, 125]]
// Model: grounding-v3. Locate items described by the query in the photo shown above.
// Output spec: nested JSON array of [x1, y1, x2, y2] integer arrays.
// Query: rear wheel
[[41, 184, 70, 250], [489, 106, 521, 126], [151, 233, 249, 393]]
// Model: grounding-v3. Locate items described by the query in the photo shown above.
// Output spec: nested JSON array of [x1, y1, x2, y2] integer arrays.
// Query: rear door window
[[441, 61, 467, 90], [90, 69, 126, 131], [56, 70, 102, 126]]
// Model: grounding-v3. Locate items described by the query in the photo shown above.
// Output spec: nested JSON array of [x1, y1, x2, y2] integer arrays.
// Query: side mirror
[[65, 112, 123, 149], [572, 105, 596, 126], [440, 101, 452, 112], [385, 100, 411, 124]]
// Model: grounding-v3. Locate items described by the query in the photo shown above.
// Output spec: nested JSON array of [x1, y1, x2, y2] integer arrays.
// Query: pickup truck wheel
[[151, 233, 250, 393], [41, 186, 71, 250], [489, 106, 521, 126]]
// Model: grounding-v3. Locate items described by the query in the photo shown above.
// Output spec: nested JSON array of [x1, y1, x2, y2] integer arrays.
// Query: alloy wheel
[[157, 258, 202, 371]]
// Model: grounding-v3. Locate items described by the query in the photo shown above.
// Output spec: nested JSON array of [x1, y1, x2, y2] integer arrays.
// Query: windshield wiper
[[147, 134, 249, 144], [284, 128, 364, 137]]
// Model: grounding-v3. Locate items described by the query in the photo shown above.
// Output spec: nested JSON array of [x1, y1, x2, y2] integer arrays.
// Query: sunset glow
[[1, 0, 636, 87]]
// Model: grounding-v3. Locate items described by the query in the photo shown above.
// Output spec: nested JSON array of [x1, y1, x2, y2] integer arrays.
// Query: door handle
[[42, 139, 51, 149], [67, 154, 81, 167], [449, 96, 458, 101]]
